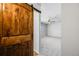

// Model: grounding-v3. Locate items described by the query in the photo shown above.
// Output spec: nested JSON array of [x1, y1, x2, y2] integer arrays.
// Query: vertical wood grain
[[0, 3, 33, 56]]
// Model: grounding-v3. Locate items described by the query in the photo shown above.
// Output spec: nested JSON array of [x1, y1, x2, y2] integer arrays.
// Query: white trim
[[34, 49, 39, 54], [47, 35, 62, 39]]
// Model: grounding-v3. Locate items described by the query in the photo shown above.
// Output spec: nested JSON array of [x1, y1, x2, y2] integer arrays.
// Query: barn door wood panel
[[0, 4, 2, 36], [0, 3, 3, 55], [3, 3, 19, 36], [2, 3, 15, 37], [0, 3, 33, 56], [2, 3, 32, 37], [19, 5, 29, 35]]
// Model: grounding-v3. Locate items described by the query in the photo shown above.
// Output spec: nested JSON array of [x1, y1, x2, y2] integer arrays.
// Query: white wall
[[41, 3, 61, 37], [29, 3, 41, 11], [33, 3, 41, 11], [41, 3, 61, 24], [40, 23, 47, 38], [48, 22, 62, 37], [34, 10, 40, 53], [62, 3, 79, 56]]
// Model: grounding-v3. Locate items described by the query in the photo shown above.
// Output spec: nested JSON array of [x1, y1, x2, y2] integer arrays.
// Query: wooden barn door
[[0, 3, 33, 56]]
